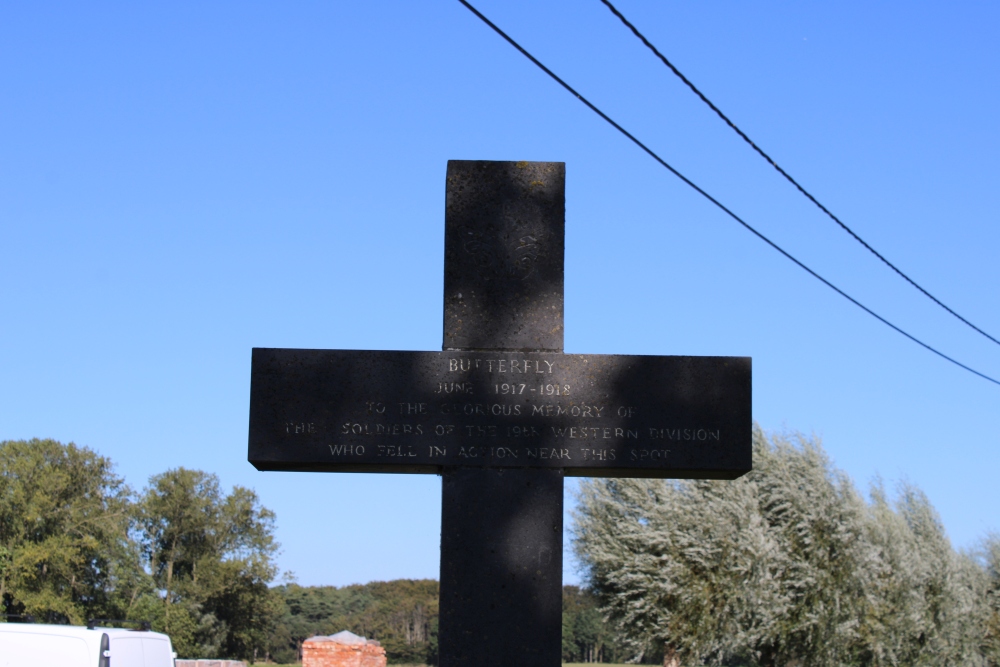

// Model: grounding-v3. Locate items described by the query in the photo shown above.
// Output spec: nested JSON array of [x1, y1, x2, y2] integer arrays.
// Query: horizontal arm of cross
[[249, 348, 751, 479]]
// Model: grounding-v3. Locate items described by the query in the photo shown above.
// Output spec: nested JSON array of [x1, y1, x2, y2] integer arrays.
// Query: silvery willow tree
[[573, 427, 994, 666], [982, 535, 1000, 663]]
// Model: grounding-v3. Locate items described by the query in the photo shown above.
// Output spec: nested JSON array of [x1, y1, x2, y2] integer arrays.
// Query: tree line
[[0, 438, 279, 661], [573, 427, 1000, 666], [6, 434, 999, 665], [0, 438, 626, 664], [267, 581, 622, 664], [267, 580, 438, 664]]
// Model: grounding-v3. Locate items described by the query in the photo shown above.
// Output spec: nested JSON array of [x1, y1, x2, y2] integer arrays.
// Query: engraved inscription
[[329, 444, 365, 456], [461, 228, 542, 280], [440, 403, 523, 416], [436, 382, 474, 394], [286, 422, 316, 434], [550, 426, 638, 439], [249, 348, 751, 476], [649, 428, 721, 441], [495, 383, 571, 395], [525, 448, 571, 460], [340, 423, 426, 436], [449, 358, 555, 373], [581, 448, 616, 461], [531, 404, 602, 417], [630, 448, 672, 461], [377, 444, 417, 458], [507, 426, 541, 438]]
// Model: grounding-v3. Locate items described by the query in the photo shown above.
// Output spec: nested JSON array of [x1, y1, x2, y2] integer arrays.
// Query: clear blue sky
[[2, 1, 998, 587]]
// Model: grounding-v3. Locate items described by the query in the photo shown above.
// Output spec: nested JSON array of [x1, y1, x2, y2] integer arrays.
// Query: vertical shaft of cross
[[438, 161, 566, 667], [439, 468, 563, 666]]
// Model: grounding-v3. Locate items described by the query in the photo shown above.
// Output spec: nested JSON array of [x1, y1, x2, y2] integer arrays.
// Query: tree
[[860, 482, 988, 666], [573, 427, 992, 666], [137, 468, 279, 660], [139, 468, 218, 631], [978, 534, 1000, 665], [269, 580, 440, 664], [562, 585, 625, 663], [0, 438, 144, 623]]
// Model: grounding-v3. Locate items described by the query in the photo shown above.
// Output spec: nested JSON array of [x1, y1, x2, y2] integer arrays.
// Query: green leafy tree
[[269, 580, 439, 664], [205, 559, 283, 660], [138, 468, 279, 661], [562, 585, 625, 663], [139, 468, 218, 630], [0, 438, 144, 623]]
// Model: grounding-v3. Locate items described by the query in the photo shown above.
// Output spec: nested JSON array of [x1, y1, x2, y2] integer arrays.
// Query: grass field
[[258, 664, 634, 666]]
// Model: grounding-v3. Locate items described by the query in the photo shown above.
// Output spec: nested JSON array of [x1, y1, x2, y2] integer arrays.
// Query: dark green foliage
[[269, 580, 439, 665], [136, 468, 280, 661], [562, 585, 631, 663], [269, 581, 636, 665], [0, 439, 144, 624], [0, 440, 280, 663]]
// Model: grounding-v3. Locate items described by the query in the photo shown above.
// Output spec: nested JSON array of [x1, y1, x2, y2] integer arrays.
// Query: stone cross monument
[[248, 160, 751, 667]]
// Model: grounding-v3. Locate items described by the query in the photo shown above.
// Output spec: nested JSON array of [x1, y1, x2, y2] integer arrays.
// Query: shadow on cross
[[248, 158, 751, 666], [438, 466, 564, 665], [443, 160, 566, 353]]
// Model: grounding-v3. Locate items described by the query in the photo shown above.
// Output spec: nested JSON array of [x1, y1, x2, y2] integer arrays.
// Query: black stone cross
[[248, 160, 751, 667]]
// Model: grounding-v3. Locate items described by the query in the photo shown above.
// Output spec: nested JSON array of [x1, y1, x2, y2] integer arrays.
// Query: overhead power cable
[[455, 0, 1000, 387], [599, 0, 1000, 349]]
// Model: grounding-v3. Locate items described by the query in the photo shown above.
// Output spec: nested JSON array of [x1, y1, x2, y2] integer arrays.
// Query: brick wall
[[302, 640, 387, 667]]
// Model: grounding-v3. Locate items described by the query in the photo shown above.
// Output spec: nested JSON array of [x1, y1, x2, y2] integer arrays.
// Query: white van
[[0, 622, 176, 667]]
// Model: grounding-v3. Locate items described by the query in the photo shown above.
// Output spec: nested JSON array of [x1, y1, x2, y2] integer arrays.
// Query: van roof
[[0, 623, 171, 641]]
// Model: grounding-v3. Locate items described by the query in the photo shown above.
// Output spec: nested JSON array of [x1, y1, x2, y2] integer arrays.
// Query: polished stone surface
[[249, 347, 751, 478]]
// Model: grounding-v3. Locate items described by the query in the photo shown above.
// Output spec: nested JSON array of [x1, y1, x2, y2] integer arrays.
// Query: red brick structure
[[302, 631, 386, 667]]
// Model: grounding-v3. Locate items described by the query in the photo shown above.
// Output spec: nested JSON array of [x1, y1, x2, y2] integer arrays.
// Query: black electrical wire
[[455, 0, 1000, 387], [599, 0, 1000, 349]]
